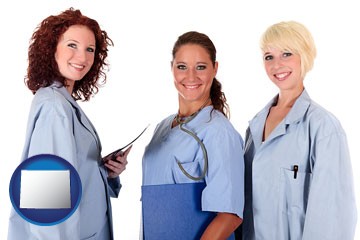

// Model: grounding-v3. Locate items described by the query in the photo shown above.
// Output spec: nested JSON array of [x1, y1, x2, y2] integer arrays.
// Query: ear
[[214, 61, 219, 75]]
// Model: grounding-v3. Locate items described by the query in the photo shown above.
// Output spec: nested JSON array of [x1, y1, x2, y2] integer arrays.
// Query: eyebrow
[[174, 61, 209, 65], [65, 39, 96, 48]]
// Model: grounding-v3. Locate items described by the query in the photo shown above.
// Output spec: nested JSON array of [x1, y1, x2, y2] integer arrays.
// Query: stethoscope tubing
[[176, 113, 209, 181]]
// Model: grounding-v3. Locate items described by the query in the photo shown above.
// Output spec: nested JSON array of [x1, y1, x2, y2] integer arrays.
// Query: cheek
[[54, 54, 64, 73], [54, 49, 69, 73], [173, 70, 184, 82], [172, 74, 182, 89], [54, 44, 64, 64], [264, 64, 273, 76], [87, 54, 95, 65]]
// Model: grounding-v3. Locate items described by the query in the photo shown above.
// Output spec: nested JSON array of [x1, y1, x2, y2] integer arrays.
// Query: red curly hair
[[26, 7, 113, 101]]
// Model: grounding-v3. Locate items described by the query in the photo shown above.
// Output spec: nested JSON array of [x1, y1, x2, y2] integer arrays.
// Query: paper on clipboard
[[105, 124, 149, 160]]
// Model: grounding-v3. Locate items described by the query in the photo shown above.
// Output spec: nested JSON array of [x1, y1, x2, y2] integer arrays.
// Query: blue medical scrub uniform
[[8, 82, 120, 240], [143, 106, 245, 218], [242, 89, 357, 240]]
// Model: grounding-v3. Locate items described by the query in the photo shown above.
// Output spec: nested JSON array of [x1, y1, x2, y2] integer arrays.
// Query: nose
[[75, 49, 87, 63], [272, 58, 284, 69], [186, 68, 197, 81]]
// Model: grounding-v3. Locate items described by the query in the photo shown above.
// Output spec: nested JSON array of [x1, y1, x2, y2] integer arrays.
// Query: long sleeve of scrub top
[[8, 85, 119, 240], [301, 116, 357, 239], [8, 91, 82, 240]]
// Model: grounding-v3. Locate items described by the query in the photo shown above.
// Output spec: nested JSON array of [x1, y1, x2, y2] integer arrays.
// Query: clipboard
[[141, 182, 235, 240], [104, 124, 149, 160]]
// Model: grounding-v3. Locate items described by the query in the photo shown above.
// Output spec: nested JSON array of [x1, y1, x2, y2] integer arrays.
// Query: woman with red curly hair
[[8, 8, 129, 240]]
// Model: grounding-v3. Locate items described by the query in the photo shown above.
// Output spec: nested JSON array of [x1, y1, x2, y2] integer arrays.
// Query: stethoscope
[[175, 101, 209, 181]]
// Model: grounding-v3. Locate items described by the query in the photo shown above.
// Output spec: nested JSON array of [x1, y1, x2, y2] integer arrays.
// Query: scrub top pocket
[[279, 167, 312, 239], [172, 158, 204, 183]]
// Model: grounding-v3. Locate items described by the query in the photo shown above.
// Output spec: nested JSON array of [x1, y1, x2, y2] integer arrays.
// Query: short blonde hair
[[260, 21, 317, 79]]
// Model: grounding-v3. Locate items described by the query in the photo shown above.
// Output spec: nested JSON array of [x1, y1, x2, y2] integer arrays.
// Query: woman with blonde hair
[[240, 21, 357, 239]]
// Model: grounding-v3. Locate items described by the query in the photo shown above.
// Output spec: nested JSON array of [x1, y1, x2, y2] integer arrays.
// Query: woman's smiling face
[[172, 43, 218, 106], [55, 25, 96, 92]]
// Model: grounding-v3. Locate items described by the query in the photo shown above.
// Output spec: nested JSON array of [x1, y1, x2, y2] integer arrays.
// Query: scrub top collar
[[161, 105, 215, 142], [248, 89, 311, 148], [284, 89, 311, 125], [177, 105, 214, 128]]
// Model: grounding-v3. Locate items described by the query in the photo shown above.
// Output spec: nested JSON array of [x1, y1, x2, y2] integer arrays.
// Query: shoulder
[[155, 114, 175, 130], [202, 110, 243, 140], [306, 99, 346, 136], [150, 114, 175, 137], [290, 90, 345, 137], [207, 110, 233, 128], [30, 86, 74, 118]]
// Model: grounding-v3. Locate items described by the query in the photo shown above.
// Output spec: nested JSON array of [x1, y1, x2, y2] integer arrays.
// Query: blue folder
[[141, 182, 235, 240]]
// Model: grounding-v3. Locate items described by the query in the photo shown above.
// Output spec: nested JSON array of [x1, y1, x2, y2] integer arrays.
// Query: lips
[[70, 63, 85, 70], [183, 84, 201, 89], [274, 72, 290, 81]]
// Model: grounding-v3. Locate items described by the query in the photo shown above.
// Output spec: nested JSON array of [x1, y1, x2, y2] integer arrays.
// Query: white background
[[1, 0, 359, 239]]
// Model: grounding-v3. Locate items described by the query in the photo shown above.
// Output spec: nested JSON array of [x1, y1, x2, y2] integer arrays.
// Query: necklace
[[175, 98, 211, 124]]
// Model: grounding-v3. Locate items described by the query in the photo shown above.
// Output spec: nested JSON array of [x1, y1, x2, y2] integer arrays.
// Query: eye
[[87, 47, 95, 53], [264, 55, 273, 61], [177, 64, 187, 70], [196, 65, 206, 70], [67, 43, 77, 49], [283, 52, 292, 57]]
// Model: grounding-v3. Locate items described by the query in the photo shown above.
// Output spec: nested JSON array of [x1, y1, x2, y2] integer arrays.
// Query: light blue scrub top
[[8, 83, 120, 240], [142, 106, 245, 217], [242, 89, 357, 240]]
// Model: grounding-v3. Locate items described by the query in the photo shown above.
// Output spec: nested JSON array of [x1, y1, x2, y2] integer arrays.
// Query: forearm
[[201, 212, 242, 240]]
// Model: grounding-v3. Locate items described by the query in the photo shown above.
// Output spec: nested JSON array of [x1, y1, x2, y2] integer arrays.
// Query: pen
[[293, 165, 298, 179]]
